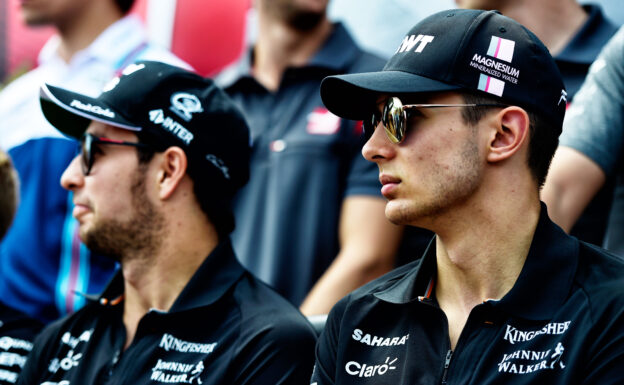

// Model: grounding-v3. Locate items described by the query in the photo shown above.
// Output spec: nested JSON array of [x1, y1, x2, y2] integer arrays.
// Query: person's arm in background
[[542, 146, 606, 232], [542, 27, 624, 231], [300, 195, 402, 315]]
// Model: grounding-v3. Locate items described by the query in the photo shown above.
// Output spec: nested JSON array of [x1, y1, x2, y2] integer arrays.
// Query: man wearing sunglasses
[[17, 61, 316, 384], [311, 9, 624, 385]]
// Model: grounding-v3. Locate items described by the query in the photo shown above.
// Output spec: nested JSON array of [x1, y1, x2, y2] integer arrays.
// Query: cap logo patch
[[102, 77, 120, 93], [148, 109, 194, 145], [170, 92, 204, 122], [469, 35, 520, 97], [558, 90, 567, 106], [70, 100, 115, 118], [206, 154, 230, 180], [478, 74, 505, 97], [121, 63, 145, 76], [395, 34, 435, 54], [487, 36, 515, 63]]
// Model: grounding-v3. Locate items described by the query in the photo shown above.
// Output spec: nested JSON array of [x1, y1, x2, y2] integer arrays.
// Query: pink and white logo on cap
[[478, 74, 505, 97], [486, 36, 515, 63]]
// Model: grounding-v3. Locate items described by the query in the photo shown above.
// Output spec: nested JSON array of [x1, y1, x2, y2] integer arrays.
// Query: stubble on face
[[82, 163, 165, 262], [385, 126, 483, 227]]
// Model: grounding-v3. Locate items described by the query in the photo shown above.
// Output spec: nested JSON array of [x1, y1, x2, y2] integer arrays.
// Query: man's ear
[[157, 147, 188, 200], [487, 107, 530, 163]]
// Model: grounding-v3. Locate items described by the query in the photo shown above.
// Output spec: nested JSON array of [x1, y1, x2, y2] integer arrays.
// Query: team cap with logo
[[39, 60, 250, 197], [320, 9, 567, 130]]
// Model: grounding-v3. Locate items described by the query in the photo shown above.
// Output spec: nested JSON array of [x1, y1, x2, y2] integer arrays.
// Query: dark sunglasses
[[79, 133, 151, 176], [363, 96, 508, 144]]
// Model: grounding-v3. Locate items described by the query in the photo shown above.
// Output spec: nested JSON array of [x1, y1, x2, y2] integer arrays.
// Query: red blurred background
[[0, 0, 249, 83]]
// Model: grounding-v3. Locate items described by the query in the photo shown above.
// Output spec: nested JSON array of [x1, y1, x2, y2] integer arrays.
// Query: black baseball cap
[[39, 60, 251, 198], [320, 9, 567, 130]]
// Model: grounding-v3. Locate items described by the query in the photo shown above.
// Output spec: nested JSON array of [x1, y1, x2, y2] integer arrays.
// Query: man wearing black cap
[[17, 61, 316, 384], [311, 9, 624, 384]]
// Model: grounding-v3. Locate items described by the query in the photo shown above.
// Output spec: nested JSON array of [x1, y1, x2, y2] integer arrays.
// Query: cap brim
[[320, 70, 462, 120], [39, 84, 141, 139]]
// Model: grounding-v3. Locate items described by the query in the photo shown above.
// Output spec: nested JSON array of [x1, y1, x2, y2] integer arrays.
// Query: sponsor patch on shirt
[[497, 321, 571, 375], [306, 108, 340, 135], [351, 328, 409, 347], [158, 333, 217, 354], [150, 359, 205, 384]]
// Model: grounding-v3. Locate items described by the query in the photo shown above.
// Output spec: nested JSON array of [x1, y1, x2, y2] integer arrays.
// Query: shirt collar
[[375, 204, 579, 321], [490, 204, 579, 320], [97, 239, 246, 313], [374, 238, 437, 304], [556, 4, 618, 64], [217, 22, 361, 89]]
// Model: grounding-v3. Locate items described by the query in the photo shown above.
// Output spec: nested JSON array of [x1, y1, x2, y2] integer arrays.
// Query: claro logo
[[345, 357, 398, 378]]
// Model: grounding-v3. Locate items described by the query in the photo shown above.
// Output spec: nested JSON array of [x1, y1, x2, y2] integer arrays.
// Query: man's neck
[[120, 216, 219, 349], [497, 0, 588, 56], [425, 180, 541, 348], [253, 13, 333, 91], [56, 3, 124, 63]]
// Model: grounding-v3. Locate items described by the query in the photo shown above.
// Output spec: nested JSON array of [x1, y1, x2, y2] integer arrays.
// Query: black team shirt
[[18, 240, 317, 384], [311, 205, 624, 384]]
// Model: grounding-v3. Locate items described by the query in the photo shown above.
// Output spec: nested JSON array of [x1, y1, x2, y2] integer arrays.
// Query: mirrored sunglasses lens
[[363, 112, 380, 141], [383, 97, 405, 143]]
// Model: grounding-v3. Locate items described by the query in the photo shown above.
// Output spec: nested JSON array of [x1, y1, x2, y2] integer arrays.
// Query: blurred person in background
[[456, 0, 619, 250], [543, 27, 624, 256], [217, 0, 403, 316], [0, 0, 187, 323], [0, 149, 42, 384]]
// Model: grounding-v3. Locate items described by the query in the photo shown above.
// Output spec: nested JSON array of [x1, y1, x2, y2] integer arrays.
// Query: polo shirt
[[559, 26, 624, 257], [0, 303, 42, 384], [555, 4, 619, 101], [311, 205, 624, 384], [555, 4, 619, 247], [17, 240, 317, 385], [217, 23, 386, 306]]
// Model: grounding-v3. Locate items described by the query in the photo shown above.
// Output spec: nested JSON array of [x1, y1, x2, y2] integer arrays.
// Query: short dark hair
[[135, 132, 235, 239], [115, 0, 136, 14], [461, 92, 559, 188], [0, 150, 18, 240]]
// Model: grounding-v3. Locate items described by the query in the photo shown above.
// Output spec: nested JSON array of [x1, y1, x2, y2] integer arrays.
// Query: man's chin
[[81, 230, 121, 261], [384, 201, 411, 226]]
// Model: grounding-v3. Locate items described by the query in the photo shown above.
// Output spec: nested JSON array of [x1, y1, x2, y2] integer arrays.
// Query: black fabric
[[40, 61, 251, 195], [17, 240, 317, 384], [0, 302, 42, 384], [312, 206, 624, 384]]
